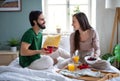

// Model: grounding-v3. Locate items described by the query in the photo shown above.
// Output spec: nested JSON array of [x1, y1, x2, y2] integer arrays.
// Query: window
[[42, 0, 91, 34]]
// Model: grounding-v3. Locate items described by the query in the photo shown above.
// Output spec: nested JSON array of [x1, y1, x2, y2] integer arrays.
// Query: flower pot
[[10, 46, 17, 52], [56, 28, 61, 33]]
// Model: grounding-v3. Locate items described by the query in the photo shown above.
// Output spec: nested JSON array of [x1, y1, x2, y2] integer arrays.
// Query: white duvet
[[0, 58, 120, 81], [0, 58, 83, 81], [0, 66, 73, 81]]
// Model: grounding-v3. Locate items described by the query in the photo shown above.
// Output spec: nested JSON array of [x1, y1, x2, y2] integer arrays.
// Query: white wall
[[96, 0, 116, 55]]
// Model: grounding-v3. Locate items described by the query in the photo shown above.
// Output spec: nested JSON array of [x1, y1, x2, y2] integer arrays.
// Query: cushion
[[43, 35, 61, 48], [59, 36, 70, 52]]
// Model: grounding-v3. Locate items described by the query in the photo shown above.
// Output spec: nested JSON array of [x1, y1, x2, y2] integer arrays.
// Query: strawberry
[[77, 64, 89, 69]]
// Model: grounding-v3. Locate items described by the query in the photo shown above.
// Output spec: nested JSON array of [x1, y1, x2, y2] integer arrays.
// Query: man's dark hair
[[29, 11, 42, 26]]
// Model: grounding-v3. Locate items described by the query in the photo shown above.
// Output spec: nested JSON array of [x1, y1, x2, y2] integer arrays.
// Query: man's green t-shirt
[[19, 28, 42, 68]]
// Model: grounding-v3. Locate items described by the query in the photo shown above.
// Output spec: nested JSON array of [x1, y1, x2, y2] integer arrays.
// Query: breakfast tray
[[57, 67, 120, 81]]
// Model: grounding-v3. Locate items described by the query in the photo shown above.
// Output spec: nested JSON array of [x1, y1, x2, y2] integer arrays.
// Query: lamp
[[105, 0, 120, 9]]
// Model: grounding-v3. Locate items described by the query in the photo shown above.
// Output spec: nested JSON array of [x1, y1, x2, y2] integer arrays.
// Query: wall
[[0, 0, 42, 49], [0, 0, 118, 54], [96, 0, 118, 55]]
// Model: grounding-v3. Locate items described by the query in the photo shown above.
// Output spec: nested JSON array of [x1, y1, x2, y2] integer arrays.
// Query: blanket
[[0, 58, 120, 81], [0, 65, 84, 81]]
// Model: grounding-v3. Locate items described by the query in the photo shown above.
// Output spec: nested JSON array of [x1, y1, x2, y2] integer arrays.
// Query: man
[[19, 11, 54, 70]]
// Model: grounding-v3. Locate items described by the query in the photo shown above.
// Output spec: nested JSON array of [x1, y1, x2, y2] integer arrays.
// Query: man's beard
[[37, 22, 46, 29]]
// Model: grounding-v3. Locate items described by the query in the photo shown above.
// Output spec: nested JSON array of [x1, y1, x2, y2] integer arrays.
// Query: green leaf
[[101, 53, 113, 60], [8, 38, 20, 47], [113, 44, 120, 62], [101, 53, 115, 64], [107, 56, 115, 64]]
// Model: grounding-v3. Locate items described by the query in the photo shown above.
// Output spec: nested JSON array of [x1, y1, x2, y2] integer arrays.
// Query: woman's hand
[[93, 54, 99, 58]]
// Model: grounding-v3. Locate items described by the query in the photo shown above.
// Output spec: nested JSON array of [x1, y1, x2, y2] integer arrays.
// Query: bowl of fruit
[[84, 56, 98, 65]]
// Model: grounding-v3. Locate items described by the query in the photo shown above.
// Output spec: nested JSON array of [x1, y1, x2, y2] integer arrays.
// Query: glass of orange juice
[[72, 50, 80, 63], [72, 55, 79, 64], [68, 63, 75, 71]]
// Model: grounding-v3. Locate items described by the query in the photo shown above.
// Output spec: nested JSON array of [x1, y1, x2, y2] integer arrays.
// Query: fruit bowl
[[84, 56, 98, 65]]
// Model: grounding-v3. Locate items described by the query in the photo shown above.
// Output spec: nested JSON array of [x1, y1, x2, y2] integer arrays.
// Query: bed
[[0, 57, 120, 81], [0, 36, 120, 81]]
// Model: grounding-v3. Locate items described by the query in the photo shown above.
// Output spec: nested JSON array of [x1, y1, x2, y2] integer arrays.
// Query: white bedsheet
[[0, 58, 120, 81], [0, 66, 76, 81], [0, 58, 83, 81]]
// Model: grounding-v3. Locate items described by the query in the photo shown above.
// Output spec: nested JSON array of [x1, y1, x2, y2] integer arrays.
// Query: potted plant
[[101, 44, 120, 69], [8, 38, 20, 52]]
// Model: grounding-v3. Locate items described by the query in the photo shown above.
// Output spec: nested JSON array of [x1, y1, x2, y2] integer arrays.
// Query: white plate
[[84, 56, 98, 65], [59, 69, 104, 78]]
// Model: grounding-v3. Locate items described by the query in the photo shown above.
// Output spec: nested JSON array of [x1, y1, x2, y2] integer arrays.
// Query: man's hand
[[42, 46, 58, 54], [52, 47, 58, 52], [40, 48, 50, 55]]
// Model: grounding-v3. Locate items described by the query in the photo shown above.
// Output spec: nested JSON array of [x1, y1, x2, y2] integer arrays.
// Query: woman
[[57, 12, 111, 70], [70, 12, 100, 63]]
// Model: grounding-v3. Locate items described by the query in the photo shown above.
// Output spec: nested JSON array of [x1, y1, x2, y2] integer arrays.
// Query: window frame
[[42, 0, 92, 34]]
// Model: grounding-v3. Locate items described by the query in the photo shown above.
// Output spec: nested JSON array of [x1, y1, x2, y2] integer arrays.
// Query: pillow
[[43, 35, 61, 48]]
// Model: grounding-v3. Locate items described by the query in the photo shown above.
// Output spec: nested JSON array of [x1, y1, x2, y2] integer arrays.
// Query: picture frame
[[0, 0, 21, 11]]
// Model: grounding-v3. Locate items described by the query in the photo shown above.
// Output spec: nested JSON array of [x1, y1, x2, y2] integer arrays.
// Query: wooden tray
[[57, 66, 120, 81]]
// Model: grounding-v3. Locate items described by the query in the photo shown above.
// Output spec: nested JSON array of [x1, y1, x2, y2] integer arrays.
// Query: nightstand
[[0, 50, 19, 65]]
